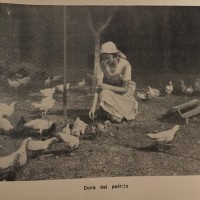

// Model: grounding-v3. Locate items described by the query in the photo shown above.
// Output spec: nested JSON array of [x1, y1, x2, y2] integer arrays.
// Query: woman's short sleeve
[[123, 62, 132, 81], [96, 63, 104, 80]]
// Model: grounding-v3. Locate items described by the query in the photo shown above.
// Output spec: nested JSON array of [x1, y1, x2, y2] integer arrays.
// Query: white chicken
[[56, 83, 70, 92], [165, 81, 173, 95], [146, 125, 180, 144], [147, 86, 160, 98], [0, 137, 32, 181], [72, 117, 88, 136], [0, 117, 14, 131], [77, 78, 86, 87], [180, 80, 193, 94], [136, 91, 150, 100], [45, 77, 52, 86], [31, 94, 55, 117], [52, 74, 63, 82], [27, 137, 57, 151], [40, 87, 55, 97], [0, 102, 16, 117], [56, 132, 79, 150], [7, 79, 22, 91], [18, 77, 31, 86], [61, 124, 71, 135], [24, 119, 56, 137]]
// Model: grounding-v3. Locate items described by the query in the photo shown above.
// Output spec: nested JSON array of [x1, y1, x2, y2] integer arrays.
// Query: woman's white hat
[[100, 41, 118, 54]]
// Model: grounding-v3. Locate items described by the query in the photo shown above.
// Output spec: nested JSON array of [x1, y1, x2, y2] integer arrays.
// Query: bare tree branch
[[85, 7, 97, 36], [97, 7, 117, 34]]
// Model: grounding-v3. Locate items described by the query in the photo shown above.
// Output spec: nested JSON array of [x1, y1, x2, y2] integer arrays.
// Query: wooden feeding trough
[[170, 99, 200, 125]]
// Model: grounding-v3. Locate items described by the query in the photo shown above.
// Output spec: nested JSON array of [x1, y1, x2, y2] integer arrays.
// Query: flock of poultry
[[0, 74, 91, 181], [136, 78, 200, 100], [1, 73, 200, 181]]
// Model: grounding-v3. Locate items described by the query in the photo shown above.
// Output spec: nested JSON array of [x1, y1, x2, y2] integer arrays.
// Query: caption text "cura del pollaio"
[[84, 184, 128, 190]]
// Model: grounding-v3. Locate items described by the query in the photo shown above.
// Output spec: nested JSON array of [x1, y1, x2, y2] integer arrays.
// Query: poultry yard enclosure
[[1, 67, 200, 180], [1, 4, 200, 181]]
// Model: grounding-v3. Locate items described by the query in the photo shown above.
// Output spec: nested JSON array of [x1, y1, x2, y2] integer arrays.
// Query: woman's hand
[[89, 107, 96, 121]]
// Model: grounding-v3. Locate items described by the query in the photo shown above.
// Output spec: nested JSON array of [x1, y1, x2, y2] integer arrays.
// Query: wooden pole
[[63, 6, 67, 116]]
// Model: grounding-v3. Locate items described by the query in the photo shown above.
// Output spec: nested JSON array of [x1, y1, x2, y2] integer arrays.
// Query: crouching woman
[[89, 41, 138, 123]]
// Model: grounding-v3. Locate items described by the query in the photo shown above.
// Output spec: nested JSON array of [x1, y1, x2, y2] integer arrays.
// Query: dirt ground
[[1, 77, 200, 181]]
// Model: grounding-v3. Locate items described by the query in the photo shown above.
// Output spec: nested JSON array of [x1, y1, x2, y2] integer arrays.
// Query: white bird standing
[[24, 119, 56, 138], [40, 87, 55, 97], [31, 94, 55, 117], [72, 117, 88, 136], [52, 75, 63, 82], [136, 91, 150, 100], [56, 83, 70, 92], [27, 137, 57, 151], [77, 78, 86, 87], [61, 124, 71, 135], [7, 79, 22, 91], [0, 117, 14, 131], [180, 80, 193, 94], [45, 77, 52, 86], [0, 102, 16, 117], [147, 86, 160, 98], [17, 77, 31, 86], [0, 137, 32, 181], [146, 125, 180, 144], [165, 81, 173, 95], [56, 132, 79, 150]]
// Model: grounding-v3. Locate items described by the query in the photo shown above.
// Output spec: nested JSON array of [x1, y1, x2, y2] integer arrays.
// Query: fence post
[[63, 6, 67, 116]]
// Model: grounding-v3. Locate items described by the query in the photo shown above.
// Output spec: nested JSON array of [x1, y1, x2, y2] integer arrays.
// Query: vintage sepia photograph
[[0, 1, 200, 198]]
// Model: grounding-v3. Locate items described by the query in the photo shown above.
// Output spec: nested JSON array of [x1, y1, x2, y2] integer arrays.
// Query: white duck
[[72, 117, 88, 136], [146, 125, 180, 144], [0, 137, 32, 180], [24, 119, 56, 137], [165, 81, 173, 95], [27, 137, 57, 151], [0, 102, 16, 117], [0, 117, 14, 131], [40, 87, 55, 97], [56, 132, 79, 150], [77, 78, 86, 87], [7, 79, 22, 91], [147, 86, 160, 98], [56, 83, 70, 92], [31, 94, 55, 117]]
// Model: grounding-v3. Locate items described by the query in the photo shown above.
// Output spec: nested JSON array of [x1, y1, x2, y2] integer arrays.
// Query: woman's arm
[[89, 79, 103, 120], [100, 80, 130, 94]]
